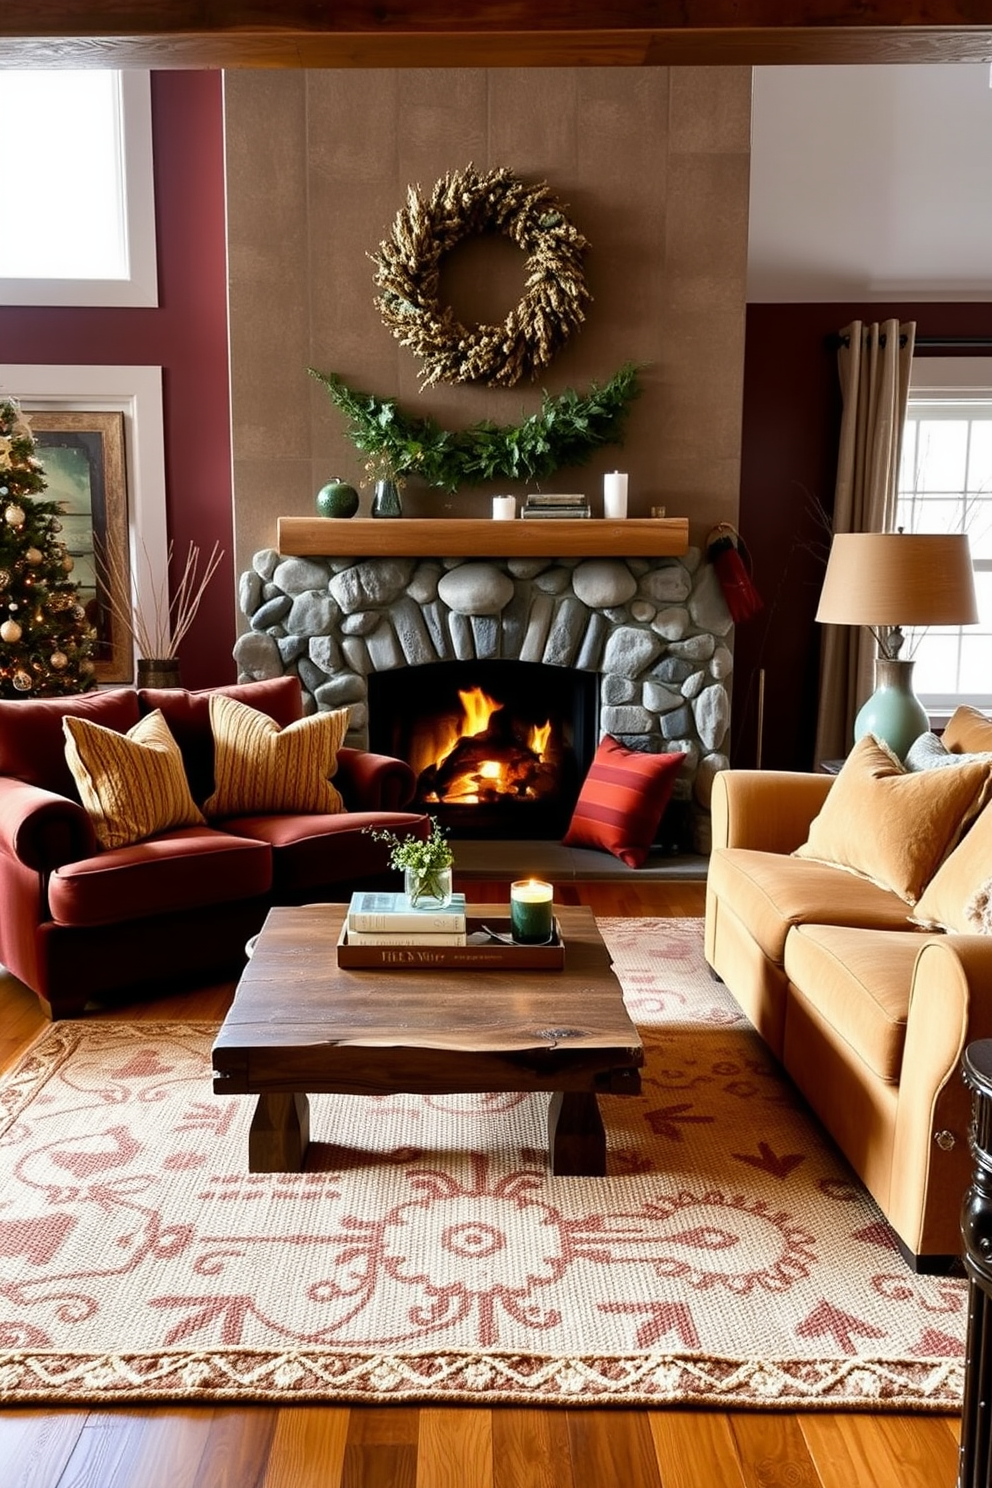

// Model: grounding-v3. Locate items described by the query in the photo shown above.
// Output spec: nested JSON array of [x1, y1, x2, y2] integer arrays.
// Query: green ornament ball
[[315, 477, 360, 519]]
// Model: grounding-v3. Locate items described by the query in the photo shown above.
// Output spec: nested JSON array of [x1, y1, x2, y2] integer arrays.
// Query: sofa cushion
[[708, 847, 919, 966], [47, 826, 272, 928], [912, 798, 992, 932], [138, 675, 304, 805], [784, 925, 935, 1084], [562, 736, 684, 868], [63, 709, 205, 850], [0, 689, 141, 800], [943, 705, 992, 755], [794, 733, 992, 904], [228, 809, 430, 895], [203, 695, 350, 819]]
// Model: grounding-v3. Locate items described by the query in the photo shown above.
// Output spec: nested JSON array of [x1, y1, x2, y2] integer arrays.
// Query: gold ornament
[[12, 669, 32, 691], [0, 618, 22, 643], [25, 547, 42, 564], [372, 164, 590, 389], [4, 504, 25, 526], [49, 650, 68, 669], [63, 554, 74, 572]]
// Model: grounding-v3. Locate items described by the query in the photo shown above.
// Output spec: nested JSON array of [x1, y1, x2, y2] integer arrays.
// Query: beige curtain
[[814, 319, 916, 764]]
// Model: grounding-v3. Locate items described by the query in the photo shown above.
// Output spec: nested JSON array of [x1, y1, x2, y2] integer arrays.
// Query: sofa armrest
[[0, 776, 97, 872], [710, 769, 835, 854], [335, 747, 416, 811], [890, 933, 992, 1256]]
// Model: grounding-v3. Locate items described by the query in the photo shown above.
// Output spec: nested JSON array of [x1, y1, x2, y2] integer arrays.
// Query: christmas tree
[[0, 397, 96, 696]]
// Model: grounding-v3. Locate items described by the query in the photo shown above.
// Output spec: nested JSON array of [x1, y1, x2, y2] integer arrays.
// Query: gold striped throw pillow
[[63, 709, 205, 850], [204, 693, 349, 818]]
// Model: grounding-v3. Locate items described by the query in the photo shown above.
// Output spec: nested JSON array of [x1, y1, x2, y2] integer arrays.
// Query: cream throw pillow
[[204, 694, 349, 818], [912, 803, 992, 932], [794, 734, 992, 905], [63, 709, 205, 851]]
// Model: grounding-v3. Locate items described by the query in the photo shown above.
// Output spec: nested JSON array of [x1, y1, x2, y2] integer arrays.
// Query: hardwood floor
[[0, 881, 963, 1488]]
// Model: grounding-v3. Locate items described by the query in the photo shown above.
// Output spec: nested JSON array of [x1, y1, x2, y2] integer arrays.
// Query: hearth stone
[[236, 546, 733, 849]]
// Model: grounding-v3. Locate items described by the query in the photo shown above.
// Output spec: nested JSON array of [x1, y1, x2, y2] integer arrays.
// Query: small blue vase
[[371, 478, 402, 518]]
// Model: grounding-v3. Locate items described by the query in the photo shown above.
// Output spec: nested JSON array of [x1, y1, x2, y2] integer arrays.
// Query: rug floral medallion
[[0, 919, 966, 1408]]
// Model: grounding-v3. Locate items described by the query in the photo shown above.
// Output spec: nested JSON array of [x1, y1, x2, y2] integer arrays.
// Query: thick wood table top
[[212, 902, 643, 1099]]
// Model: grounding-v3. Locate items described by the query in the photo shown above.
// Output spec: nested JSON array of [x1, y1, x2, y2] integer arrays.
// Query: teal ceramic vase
[[853, 658, 929, 761]]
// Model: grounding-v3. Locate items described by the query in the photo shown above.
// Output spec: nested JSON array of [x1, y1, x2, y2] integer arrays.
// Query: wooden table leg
[[547, 1091, 606, 1176], [248, 1091, 311, 1172]]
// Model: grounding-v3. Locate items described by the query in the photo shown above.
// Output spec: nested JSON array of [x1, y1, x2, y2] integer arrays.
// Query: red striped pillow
[[562, 736, 684, 867]]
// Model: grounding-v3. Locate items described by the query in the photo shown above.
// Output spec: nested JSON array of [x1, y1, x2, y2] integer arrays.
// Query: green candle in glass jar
[[510, 879, 554, 944]]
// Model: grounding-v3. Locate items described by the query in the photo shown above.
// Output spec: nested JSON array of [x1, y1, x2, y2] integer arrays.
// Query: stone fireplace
[[235, 535, 733, 854]]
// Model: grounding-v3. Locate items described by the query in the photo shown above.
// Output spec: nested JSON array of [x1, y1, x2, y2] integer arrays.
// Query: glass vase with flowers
[[364, 816, 454, 908]]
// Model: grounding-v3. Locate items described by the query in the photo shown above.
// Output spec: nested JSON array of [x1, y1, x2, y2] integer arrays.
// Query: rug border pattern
[[0, 1345, 965, 1410]]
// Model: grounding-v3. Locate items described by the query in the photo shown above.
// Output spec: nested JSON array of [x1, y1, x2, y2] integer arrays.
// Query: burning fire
[[415, 685, 556, 806]]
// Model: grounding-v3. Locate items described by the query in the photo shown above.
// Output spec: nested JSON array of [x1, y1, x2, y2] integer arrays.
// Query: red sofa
[[0, 675, 429, 1017]]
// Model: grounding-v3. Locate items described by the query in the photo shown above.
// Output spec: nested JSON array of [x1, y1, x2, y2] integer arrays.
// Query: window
[[0, 70, 157, 307], [896, 359, 992, 713]]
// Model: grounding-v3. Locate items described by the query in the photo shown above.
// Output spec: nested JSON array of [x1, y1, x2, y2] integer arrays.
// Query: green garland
[[308, 363, 642, 495]]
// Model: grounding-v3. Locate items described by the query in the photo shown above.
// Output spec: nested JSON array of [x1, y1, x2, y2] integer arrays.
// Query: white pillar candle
[[603, 471, 628, 519], [510, 878, 554, 944], [492, 495, 516, 520]]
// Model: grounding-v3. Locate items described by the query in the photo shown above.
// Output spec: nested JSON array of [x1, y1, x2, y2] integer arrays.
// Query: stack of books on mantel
[[521, 493, 591, 519], [345, 891, 468, 945]]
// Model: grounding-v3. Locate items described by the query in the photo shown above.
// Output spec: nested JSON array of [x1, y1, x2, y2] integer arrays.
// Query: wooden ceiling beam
[[0, 2, 990, 68]]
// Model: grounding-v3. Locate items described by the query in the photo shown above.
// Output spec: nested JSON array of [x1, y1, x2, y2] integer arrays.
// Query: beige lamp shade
[[815, 532, 978, 627]]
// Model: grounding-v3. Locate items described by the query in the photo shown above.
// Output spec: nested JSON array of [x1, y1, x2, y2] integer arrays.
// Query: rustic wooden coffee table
[[212, 901, 642, 1177]]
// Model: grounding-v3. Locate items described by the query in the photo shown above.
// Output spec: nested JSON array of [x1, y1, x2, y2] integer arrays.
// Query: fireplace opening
[[368, 660, 598, 839]]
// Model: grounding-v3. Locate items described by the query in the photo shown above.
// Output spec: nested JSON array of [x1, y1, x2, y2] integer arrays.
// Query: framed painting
[[28, 409, 132, 684]]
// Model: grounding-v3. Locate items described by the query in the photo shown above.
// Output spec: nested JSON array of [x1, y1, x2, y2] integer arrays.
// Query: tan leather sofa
[[704, 706, 992, 1272]]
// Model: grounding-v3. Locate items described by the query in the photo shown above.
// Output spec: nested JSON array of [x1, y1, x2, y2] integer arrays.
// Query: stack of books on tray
[[521, 493, 591, 519], [345, 890, 468, 945]]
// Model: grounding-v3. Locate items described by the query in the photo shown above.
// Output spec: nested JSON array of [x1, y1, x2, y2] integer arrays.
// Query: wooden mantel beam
[[0, 2, 990, 69]]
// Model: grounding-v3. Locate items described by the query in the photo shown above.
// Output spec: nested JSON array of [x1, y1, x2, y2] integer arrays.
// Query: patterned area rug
[[0, 918, 967, 1408]]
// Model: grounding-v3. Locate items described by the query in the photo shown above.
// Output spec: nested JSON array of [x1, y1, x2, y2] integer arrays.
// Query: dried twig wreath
[[371, 164, 591, 389]]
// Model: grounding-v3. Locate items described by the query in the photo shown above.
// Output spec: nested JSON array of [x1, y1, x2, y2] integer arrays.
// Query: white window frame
[[0, 71, 158, 308], [0, 364, 167, 680], [900, 356, 992, 715]]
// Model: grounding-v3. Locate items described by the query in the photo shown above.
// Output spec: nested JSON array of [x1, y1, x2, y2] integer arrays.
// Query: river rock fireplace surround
[[235, 521, 733, 855]]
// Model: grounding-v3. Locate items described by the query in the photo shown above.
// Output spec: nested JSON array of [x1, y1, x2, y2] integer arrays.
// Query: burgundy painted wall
[[0, 71, 235, 690], [735, 302, 992, 773]]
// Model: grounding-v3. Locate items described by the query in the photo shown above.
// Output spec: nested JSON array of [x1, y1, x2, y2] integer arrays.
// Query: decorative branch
[[97, 538, 224, 660]]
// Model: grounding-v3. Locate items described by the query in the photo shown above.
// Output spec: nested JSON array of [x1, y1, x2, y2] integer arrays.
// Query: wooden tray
[[336, 916, 565, 971]]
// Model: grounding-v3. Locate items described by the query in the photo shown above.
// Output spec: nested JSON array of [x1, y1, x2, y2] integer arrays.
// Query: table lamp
[[815, 531, 978, 759]]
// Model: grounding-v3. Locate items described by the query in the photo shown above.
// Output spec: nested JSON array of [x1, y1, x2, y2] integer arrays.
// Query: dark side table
[[959, 1040, 992, 1488]]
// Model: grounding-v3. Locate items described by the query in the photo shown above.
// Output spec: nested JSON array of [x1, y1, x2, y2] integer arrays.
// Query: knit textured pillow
[[794, 733, 992, 905], [562, 736, 684, 868], [203, 694, 349, 818], [63, 709, 205, 851]]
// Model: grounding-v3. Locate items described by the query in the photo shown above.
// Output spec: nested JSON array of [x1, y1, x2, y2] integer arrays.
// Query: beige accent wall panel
[[225, 66, 750, 576]]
